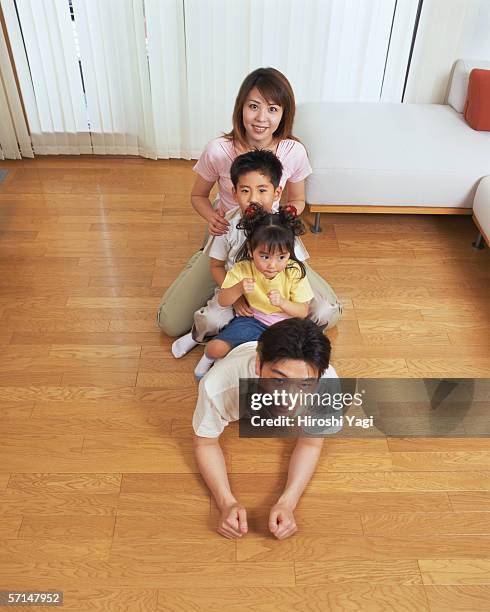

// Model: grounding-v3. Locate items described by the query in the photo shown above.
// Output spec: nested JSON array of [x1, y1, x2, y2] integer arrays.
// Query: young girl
[[195, 204, 314, 378], [156, 67, 342, 338]]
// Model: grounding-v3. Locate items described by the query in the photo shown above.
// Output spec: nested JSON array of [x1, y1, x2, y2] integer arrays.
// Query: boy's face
[[233, 171, 282, 213]]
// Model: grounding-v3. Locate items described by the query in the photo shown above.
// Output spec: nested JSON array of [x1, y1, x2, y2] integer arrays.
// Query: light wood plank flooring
[[0, 157, 489, 611]]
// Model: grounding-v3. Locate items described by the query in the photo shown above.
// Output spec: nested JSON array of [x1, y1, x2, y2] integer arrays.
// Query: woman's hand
[[284, 180, 306, 215], [208, 210, 230, 236], [233, 295, 253, 317]]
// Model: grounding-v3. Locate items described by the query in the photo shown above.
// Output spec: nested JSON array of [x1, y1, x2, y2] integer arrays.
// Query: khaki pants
[[156, 249, 217, 337], [305, 263, 343, 328]]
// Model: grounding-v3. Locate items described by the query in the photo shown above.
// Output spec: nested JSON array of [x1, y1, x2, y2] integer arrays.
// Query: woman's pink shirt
[[193, 137, 312, 213]]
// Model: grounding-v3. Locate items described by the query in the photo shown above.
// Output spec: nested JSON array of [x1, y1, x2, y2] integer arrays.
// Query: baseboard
[[308, 204, 473, 215]]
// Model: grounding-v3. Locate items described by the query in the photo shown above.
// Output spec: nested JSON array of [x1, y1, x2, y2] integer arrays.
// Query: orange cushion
[[464, 69, 490, 131]]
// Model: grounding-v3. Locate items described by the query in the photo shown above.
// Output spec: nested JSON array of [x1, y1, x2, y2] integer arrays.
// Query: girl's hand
[[268, 290, 283, 308], [241, 278, 255, 294], [233, 295, 253, 317]]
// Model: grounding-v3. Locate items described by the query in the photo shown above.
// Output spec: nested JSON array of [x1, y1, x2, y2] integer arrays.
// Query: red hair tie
[[245, 203, 260, 218], [283, 204, 298, 218]]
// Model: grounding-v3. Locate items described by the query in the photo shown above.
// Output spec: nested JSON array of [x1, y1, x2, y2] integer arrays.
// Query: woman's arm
[[285, 180, 306, 215], [191, 175, 230, 236]]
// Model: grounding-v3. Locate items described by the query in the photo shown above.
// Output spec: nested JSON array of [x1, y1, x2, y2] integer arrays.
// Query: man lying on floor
[[192, 317, 337, 540]]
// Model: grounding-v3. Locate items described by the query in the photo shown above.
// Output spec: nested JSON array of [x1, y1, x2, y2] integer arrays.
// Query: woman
[[157, 67, 341, 337]]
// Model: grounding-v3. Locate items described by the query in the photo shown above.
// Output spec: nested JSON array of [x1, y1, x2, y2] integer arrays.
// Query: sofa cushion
[[464, 69, 490, 131], [448, 59, 490, 113], [295, 102, 490, 208]]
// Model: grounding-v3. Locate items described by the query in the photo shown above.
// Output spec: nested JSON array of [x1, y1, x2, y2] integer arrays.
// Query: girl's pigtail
[[237, 203, 268, 238], [278, 205, 306, 237], [235, 203, 267, 262]]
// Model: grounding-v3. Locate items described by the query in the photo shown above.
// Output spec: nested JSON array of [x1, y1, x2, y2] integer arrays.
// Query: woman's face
[[242, 87, 284, 147]]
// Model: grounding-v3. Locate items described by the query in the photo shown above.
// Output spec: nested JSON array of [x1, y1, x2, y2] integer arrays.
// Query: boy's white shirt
[[192, 341, 338, 438], [203, 207, 310, 272]]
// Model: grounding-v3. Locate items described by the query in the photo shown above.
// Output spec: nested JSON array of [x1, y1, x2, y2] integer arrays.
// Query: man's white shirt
[[193, 341, 338, 438]]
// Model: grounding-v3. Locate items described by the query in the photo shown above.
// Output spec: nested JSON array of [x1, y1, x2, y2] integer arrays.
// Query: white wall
[[458, 0, 490, 60], [404, 0, 490, 104]]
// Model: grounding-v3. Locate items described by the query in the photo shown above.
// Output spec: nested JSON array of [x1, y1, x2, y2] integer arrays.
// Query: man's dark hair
[[257, 318, 331, 377], [230, 149, 283, 189]]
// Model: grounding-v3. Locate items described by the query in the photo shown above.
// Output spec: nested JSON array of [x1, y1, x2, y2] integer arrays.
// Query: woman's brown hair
[[224, 67, 297, 149]]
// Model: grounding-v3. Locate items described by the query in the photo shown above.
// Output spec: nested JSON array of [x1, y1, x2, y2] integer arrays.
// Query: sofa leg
[[311, 212, 322, 234], [472, 233, 485, 249]]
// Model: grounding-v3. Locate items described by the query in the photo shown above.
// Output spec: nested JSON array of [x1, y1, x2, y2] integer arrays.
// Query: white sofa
[[473, 176, 490, 248], [295, 59, 490, 233]]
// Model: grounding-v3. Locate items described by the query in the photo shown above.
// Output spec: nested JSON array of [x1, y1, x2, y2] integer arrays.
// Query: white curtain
[[380, 0, 421, 102], [184, 0, 419, 155], [0, 7, 31, 159], [72, 0, 155, 156], [2, 0, 419, 159], [1, 0, 188, 158], [145, 0, 190, 158], [1, 0, 91, 154], [405, 0, 490, 104]]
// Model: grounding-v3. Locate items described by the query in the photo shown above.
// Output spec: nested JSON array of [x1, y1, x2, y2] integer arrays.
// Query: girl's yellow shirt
[[221, 260, 314, 315]]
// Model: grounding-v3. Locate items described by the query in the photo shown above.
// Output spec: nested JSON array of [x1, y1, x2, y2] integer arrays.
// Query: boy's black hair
[[257, 318, 331, 377], [235, 204, 307, 278], [230, 149, 283, 189]]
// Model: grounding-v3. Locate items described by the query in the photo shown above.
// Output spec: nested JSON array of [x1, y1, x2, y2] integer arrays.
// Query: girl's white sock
[[194, 354, 216, 379], [171, 332, 198, 358]]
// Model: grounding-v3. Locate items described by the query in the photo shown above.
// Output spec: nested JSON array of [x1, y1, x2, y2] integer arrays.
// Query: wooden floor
[[0, 157, 489, 611]]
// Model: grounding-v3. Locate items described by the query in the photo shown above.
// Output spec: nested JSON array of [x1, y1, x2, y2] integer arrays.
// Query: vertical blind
[[0, 2, 31, 158], [0, 0, 419, 159], [72, 0, 155, 156]]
